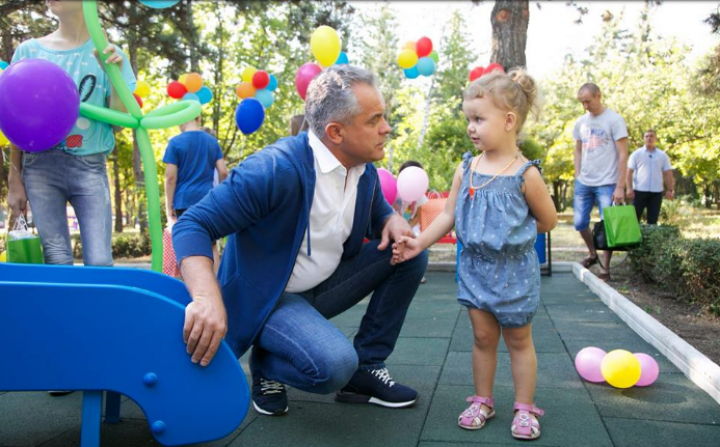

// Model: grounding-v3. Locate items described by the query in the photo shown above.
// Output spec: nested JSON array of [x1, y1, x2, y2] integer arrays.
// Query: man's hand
[[625, 189, 635, 200], [183, 294, 227, 367], [665, 190, 674, 200], [378, 214, 413, 251], [612, 186, 625, 204]]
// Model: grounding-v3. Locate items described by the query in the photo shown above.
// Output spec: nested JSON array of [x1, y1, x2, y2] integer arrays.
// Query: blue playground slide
[[0, 262, 249, 446]]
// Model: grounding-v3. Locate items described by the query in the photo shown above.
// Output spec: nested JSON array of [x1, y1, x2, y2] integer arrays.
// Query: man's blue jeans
[[250, 240, 429, 394], [22, 149, 113, 266]]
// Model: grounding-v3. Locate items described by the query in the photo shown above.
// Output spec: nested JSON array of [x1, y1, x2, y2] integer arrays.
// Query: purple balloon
[[634, 353, 660, 386], [377, 168, 397, 204], [0, 58, 80, 152], [575, 347, 607, 383]]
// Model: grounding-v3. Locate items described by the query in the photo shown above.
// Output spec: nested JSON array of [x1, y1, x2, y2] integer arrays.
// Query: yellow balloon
[[397, 50, 419, 69], [601, 349, 641, 388], [0, 129, 9, 146], [134, 80, 151, 98], [242, 67, 257, 84], [402, 40, 416, 51], [0, 250, 5, 263], [311, 26, 342, 68], [179, 74, 188, 85]]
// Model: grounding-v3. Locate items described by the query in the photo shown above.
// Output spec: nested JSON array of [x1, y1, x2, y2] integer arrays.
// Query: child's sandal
[[458, 395, 495, 430], [511, 402, 544, 440]]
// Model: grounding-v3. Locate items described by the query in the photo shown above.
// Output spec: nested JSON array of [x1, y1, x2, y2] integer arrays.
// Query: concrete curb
[[568, 261, 720, 405]]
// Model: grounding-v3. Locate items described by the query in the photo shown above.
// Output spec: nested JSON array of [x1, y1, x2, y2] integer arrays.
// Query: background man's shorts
[[573, 180, 615, 231]]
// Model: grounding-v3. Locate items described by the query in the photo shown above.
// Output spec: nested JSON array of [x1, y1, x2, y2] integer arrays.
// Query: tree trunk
[[490, 0, 529, 71], [187, 0, 200, 73], [112, 153, 123, 233]]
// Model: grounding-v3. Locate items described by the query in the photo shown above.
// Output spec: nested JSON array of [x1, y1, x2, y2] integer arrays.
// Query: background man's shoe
[[335, 367, 418, 408], [251, 377, 288, 416]]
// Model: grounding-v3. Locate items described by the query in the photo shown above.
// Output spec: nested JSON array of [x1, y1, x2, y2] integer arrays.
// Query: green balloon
[[81, 1, 201, 272], [429, 50, 439, 64]]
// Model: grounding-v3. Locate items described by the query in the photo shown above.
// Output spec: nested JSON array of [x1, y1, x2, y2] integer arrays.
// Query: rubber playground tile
[[386, 337, 451, 366], [604, 417, 720, 447], [439, 351, 585, 390], [449, 319, 565, 354], [399, 316, 459, 338]]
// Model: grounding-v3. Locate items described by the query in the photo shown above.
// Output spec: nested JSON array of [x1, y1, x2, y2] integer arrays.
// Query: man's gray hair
[[305, 65, 378, 138]]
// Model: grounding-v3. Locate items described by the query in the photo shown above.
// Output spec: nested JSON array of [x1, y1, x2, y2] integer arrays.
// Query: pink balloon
[[397, 166, 429, 202], [295, 62, 322, 100], [634, 353, 660, 386], [575, 347, 607, 383], [377, 168, 397, 204]]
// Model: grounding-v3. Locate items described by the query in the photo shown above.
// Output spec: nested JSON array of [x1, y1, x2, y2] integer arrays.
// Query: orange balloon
[[185, 72, 203, 93], [402, 41, 416, 51], [235, 82, 256, 99]]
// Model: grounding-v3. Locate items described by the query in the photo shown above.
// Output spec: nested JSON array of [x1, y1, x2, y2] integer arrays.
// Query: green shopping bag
[[6, 215, 44, 264], [603, 204, 642, 249]]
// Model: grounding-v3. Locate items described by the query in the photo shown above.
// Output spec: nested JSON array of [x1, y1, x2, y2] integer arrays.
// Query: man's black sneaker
[[251, 377, 288, 416], [335, 368, 418, 408]]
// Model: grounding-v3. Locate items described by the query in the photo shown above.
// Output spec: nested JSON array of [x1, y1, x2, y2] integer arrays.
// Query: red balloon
[[415, 37, 433, 58], [485, 62, 505, 74], [167, 81, 187, 99], [469, 67, 484, 82], [295, 62, 322, 100], [133, 93, 143, 108], [252, 70, 270, 89]]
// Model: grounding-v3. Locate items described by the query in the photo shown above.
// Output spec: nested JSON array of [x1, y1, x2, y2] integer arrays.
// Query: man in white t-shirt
[[626, 129, 674, 224], [573, 83, 629, 281]]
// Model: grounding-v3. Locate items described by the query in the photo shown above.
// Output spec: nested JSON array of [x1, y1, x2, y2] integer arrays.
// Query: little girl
[[392, 69, 557, 440]]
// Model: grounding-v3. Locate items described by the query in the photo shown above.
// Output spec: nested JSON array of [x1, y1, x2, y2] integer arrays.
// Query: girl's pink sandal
[[511, 402, 544, 440], [458, 395, 495, 430]]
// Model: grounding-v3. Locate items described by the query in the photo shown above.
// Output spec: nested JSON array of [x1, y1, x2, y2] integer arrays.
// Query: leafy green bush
[[629, 225, 720, 316], [628, 225, 680, 282], [73, 232, 152, 259]]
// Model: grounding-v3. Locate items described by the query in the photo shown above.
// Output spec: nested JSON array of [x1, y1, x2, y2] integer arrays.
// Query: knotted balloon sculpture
[[81, 1, 200, 272]]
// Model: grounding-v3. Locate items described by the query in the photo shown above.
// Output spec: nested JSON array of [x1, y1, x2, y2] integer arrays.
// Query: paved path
[[2, 271, 719, 446]]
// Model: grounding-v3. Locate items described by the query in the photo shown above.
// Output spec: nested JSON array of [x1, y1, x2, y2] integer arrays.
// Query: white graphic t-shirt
[[573, 108, 628, 186]]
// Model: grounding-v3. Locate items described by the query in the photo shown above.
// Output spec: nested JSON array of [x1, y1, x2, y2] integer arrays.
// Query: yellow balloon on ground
[[179, 74, 188, 85], [311, 26, 341, 68], [601, 349, 642, 388], [242, 67, 257, 83], [134, 80, 151, 98], [0, 129, 9, 146], [397, 50, 419, 69], [185, 72, 203, 93], [402, 40, 416, 51], [0, 250, 5, 262], [235, 82, 256, 99]]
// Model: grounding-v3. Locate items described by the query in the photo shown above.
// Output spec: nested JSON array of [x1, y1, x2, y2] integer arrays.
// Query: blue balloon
[[335, 51, 349, 65], [266, 74, 278, 92], [196, 86, 213, 105], [255, 89, 275, 109], [417, 57, 436, 77], [182, 92, 199, 102], [404, 66, 420, 80], [235, 98, 265, 135], [0, 61, 8, 70], [138, 0, 181, 8]]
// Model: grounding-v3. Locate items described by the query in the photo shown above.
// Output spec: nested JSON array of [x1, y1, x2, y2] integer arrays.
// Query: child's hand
[[94, 43, 123, 70], [391, 236, 423, 265]]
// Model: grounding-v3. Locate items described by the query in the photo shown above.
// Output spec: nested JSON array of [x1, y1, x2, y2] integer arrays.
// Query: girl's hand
[[94, 44, 123, 71], [392, 236, 423, 264]]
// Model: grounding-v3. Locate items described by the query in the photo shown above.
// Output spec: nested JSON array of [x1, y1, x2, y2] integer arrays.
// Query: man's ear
[[326, 122, 344, 145], [505, 112, 517, 132]]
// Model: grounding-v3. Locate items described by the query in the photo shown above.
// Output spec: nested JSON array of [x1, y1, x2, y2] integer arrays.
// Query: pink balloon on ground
[[295, 62, 322, 100], [575, 347, 607, 383], [397, 166, 429, 202], [634, 353, 660, 386], [377, 168, 397, 204]]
